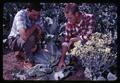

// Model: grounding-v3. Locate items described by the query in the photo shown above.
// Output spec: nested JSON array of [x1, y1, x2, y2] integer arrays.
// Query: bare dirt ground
[[3, 52, 88, 80], [3, 52, 24, 80]]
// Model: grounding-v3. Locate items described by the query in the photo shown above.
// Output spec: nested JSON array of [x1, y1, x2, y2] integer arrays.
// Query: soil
[[3, 52, 88, 80]]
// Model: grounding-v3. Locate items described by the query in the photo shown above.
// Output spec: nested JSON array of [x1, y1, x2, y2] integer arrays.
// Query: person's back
[[8, 9, 27, 38]]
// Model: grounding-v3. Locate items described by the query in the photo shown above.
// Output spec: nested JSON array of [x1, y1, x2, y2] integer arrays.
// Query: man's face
[[28, 9, 40, 20], [64, 11, 77, 25]]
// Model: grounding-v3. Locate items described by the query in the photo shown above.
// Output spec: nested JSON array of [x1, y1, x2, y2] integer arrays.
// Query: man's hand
[[32, 24, 41, 31]]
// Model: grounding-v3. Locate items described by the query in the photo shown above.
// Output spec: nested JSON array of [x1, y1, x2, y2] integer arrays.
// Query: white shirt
[[8, 9, 44, 38]]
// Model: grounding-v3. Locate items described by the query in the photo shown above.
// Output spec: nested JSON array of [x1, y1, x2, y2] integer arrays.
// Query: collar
[[76, 12, 84, 27]]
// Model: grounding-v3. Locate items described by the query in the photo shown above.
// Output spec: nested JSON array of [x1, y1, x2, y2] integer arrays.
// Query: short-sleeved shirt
[[63, 13, 95, 45], [8, 9, 44, 38]]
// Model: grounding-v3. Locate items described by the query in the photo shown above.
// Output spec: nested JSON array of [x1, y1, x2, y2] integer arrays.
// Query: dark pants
[[8, 34, 36, 62]]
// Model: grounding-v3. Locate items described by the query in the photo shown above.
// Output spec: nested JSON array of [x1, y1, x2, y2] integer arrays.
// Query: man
[[57, 3, 95, 69], [7, 3, 43, 69]]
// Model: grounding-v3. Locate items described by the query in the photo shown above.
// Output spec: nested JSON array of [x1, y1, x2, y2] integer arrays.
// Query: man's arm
[[57, 25, 70, 69], [18, 25, 37, 41], [15, 14, 41, 41]]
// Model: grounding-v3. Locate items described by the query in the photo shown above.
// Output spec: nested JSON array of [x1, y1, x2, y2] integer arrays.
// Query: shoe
[[23, 60, 33, 70], [15, 51, 25, 62]]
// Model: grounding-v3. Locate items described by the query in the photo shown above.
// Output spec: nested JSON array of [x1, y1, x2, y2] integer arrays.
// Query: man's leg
[[16, 36, 35, 68], [23, 35, 36, 63], [13, 36, 26, 61]]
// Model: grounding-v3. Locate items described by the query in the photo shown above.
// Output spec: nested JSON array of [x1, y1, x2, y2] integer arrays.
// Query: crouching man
[[57, 3, 95, 69], [7, 3, 43, 69]]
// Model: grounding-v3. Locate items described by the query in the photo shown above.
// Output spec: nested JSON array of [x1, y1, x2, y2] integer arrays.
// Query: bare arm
[[18, 25, 38, 41]]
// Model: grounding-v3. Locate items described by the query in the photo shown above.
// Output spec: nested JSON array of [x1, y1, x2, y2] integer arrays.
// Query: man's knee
[[62, 42, 69, 47], [7, 36, 25, 51], [62, 42, 70, 50]]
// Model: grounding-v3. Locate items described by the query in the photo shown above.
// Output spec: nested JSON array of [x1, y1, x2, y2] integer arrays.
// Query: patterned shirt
[[63, 13, 95, 45], [8, 9, 44, 38]]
